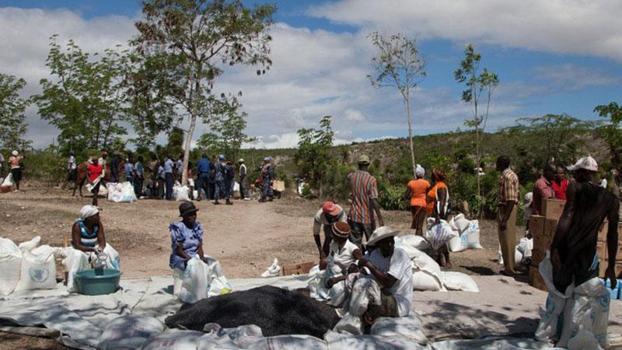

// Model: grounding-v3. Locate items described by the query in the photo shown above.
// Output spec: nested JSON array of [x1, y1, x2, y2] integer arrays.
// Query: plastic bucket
[[75, 269, 121, 295]]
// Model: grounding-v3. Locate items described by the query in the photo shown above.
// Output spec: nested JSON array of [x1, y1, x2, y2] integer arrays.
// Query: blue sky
[[1, 0, 621, 148]]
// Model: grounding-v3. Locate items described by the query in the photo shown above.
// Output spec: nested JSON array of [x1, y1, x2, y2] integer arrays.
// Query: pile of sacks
[[106, 182, 137, 203], [0, 236, 122, 296], [447, 214, 483, 252], [395, 234, 479, 292]]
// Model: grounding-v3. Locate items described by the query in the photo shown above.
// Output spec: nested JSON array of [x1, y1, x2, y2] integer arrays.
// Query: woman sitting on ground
[[320, 222, 363, 289], [169, 201, 208, 272], [71, 205, 106, 253], [426, 169, 450, 267]]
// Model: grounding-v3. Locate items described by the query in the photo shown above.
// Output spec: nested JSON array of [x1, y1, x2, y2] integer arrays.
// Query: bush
[[23, 146, 66, 186], [378, 183, 408, 211]]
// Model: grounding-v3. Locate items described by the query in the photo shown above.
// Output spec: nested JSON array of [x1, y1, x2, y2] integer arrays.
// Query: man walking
[[496, 156, 519, 276], [164, 156, 175, 200], [347, 155, 384, 248], [238, 159, 249, 200], [196, 154, 212, 201]]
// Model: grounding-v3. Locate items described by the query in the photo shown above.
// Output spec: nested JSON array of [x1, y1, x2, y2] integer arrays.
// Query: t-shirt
[[9, 155, 21, 169], [552, 179, 568, 200], [407, 178, 430, 207], [328, 239, 359, 273], [313, 207, 347, 236], [347, 170, 379, 224], [87, 162, 103, 183], [532, 176, 555, 215], [365, 247, 413, 317], [164, 159, 174, 174], [169, 221, 204, 270], [426, 181, 448, 215], [124, 162, 135, 177]]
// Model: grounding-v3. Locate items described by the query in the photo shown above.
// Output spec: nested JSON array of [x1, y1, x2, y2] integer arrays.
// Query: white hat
[[523, 192, 533, 209], [366, 226, 399, 247], [415, 164, 425, 177], [567, 156, 598, 172], [11, 150, 18, 156], [238, 158, 244, 163]]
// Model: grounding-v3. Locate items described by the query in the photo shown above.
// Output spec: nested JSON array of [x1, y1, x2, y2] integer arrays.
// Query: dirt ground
[[0, 182, 524, 349]]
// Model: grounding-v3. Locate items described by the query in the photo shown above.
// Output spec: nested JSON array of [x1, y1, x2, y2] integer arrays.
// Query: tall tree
[[594, 102, 622, 168], [368, 32, 425, 178], [35, 36, 129, 155], [197, 95, 254, 162], [454, 44, 499, 216], [295, 116, 335, 198], [133, 0, 274, 185], [0, 73, 31, 150]]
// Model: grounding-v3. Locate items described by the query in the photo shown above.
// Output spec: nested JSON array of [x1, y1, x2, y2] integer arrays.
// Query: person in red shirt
[[531, 165, 556, 215], [87, 156, 104, 206], [552, 166, 569, 200]]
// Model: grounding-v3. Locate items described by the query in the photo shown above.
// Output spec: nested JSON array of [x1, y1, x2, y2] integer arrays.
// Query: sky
[[1, 0, 621, 149]]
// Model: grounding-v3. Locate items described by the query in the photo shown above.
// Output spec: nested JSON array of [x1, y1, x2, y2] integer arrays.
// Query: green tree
[[454, 44, 499, 216], [35, 36, 129, 155], [197, 96, 254, 162], [295, 116, 335, 198], [594, 102, 622, 167], [368, 32, 425, 178], [132, 0, 274, 185], [0, 73, 31, 150]]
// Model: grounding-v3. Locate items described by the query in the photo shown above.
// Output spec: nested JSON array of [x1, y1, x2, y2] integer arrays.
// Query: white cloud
[[309, 0, 622, 62], [534, 63, 622, 91]]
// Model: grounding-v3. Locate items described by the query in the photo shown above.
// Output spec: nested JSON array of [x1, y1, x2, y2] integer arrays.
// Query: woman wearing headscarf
[[71, 205, 106, 253], [405, 164, 430, 235], [426, 169, 451, 267], [169, 201, 208, 272], [8, 150, 24, 191]]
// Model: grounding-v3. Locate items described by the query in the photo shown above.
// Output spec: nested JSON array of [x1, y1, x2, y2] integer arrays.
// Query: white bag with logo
[[14, 244, 57, 291], [0, 237, 22, 295]]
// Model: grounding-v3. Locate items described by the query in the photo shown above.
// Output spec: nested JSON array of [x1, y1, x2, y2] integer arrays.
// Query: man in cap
[[259, 157, 274, 202], [313, 201, 348, 258], [551, 156, 619, 293], [238, 159, 249, 200], [347, 155, 384, 248], [496, 155, 519, 276], [347, 226, 413, 325]]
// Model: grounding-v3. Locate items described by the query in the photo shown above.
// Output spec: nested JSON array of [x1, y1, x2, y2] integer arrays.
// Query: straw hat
[[366, 226, 399, 247]]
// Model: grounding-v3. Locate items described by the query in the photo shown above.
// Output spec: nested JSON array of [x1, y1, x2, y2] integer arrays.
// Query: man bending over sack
[[313, 201, 348, 258], [347, 227, 413, 326]]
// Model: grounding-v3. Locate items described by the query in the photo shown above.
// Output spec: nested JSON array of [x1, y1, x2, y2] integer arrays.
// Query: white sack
[[412, 270, 444, 291], [0, 237, 22, 295], [450, 214, 470, 233], [410, 248, 441, 276], [395, 235, 430, 257], [98, 315, 165, 350], [247, 335, 328, 350], [173, 255, 232, 303], [18, 236, 41, 252], [174, 184, 190, 202], [448, 220, 483, 253], [1, 173, 14, 187], [200, 324, 263, 349], [370, 314, 428, 345], [440, 271, 479, 292], [517, 237, 533, 259], [14, 244, 57, 291], [140, 329, 204, 350], [260, 258, 281, 278], [425, 219, 457, 251], [109, 182, 137, 203], [62, 247, 91, 292], [326, 333, 426, 350]]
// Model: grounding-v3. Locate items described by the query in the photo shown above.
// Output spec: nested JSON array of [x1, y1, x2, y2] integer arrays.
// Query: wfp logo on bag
[[29, 267, 50, 283]]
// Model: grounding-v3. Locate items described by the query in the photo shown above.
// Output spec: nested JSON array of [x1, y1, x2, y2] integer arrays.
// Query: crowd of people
[[64, 150, 276, 206]]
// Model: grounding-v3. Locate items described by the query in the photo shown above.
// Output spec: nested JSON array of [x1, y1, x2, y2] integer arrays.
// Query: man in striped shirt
[[347, 155, 384, 248], [496, 155, 520, 276]]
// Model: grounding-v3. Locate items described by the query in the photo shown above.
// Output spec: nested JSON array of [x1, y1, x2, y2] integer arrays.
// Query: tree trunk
[[182, 114, 196, 186], [405, 90, 416, 178]]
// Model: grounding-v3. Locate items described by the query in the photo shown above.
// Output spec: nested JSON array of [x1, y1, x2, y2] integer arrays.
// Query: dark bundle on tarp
[[165, 286, 340, 338]]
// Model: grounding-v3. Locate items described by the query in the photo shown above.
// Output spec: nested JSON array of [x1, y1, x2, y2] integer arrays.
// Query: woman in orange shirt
[[405, 165, 430, 235], [426, 169, 450, 267]]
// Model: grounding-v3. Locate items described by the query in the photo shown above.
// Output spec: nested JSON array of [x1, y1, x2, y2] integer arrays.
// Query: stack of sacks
[[395, 234, 479, 292], [448, 214, 483, 252], [107, 182, 137, 203], [424, 218, 457, 251], [0, 236, 63, 295]]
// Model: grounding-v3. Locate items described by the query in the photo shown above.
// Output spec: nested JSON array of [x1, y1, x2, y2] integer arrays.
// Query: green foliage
[[594, 101, 622, 167], [35, 36, 129, 155], [295, 116, 336, 198], [378, 184, 408, 211], [0, 73, 31, 150], [22, 146, 66, 185]]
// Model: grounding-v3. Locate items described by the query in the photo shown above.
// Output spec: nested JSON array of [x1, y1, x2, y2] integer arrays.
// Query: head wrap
[[415, 164, 425, 177], [11, 150, 18, 156], [80, 205, 99, 220]]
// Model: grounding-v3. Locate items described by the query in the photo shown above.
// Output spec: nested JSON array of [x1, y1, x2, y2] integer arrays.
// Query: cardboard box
[[529, 215, 546, 237], [282, 261, 315, 276], [543, 198, 566, 221], [529, 266, 547, 291], [531, 248, 546, 267], [533, 218, 557, 256]]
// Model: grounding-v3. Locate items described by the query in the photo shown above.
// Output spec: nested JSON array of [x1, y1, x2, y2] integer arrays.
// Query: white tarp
[[0, 237, 22, 295]]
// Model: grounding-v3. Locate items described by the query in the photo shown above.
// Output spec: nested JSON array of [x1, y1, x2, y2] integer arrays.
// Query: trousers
[[498, 203, 518, 273]]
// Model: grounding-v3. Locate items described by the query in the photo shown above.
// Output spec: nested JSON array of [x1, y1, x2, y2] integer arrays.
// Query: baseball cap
[[567, 156, 598, 172]]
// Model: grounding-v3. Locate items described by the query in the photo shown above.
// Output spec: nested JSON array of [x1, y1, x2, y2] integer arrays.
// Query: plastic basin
[[75, 269, 121, 295]]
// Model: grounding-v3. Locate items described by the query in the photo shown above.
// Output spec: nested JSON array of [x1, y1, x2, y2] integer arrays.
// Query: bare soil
[[0, 182, 526, 349]]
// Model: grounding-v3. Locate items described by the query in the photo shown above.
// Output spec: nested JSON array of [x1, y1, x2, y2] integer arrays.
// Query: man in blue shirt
[[124, 156, 135, 186], [196, 154, 212, 201], [213, 155, 228, 205], [134, 156, 145, 197], [164, 156, 175, 200]]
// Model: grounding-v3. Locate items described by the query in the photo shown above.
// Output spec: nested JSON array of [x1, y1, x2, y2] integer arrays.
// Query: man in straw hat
[[347, 155, 384, 248], [346, 227, 413, 326], [313, 201, 347, 258], [551, 156, 619, 293]]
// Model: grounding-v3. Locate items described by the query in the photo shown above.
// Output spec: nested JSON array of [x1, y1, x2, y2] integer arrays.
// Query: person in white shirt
[[313, 201, 347, 258], [349, 226, 414, 324], [320, 222, 363, 289]]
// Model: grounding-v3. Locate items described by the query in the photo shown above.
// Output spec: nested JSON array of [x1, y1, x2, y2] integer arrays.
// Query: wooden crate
[[529, 266, 547, 291], [542, 198, 565, 221], [531, 248, 546, 267], [529, 215, 546, 237], [282, 261, 315, 276]]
